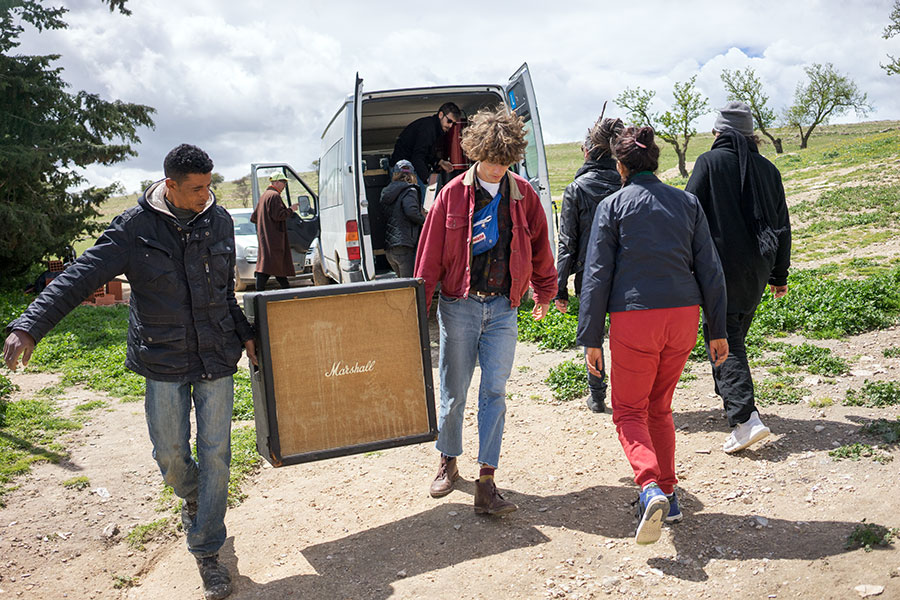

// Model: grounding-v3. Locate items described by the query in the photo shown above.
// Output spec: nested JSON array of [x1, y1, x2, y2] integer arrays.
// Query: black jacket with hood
[[685, 134, 791, 313], [390, 114, 443, 184], [381, 180, 426, 249], [556, 158, 621, 300], [6, 181, 254, 383]]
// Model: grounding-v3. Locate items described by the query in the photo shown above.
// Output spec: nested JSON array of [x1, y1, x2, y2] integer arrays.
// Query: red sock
[[479, 466, 495, 482]]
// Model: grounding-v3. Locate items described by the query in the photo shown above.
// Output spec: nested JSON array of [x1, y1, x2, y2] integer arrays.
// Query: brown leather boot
[[474, 478, 518, 515], [429, 455, 459, 498]]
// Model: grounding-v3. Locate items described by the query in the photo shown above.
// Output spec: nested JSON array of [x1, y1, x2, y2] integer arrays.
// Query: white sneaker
[[723, 411, 770, 454]]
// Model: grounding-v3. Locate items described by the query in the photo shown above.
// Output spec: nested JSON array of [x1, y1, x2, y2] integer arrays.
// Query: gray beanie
[[714, 101, 754, 136]]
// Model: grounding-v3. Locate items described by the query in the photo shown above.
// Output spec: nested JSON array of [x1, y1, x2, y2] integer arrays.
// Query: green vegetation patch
[[545, 358, 588, 402], [860, 418, 900, 445], [228, 425, 261, 507], [755, 375, 807, 406], [846, 521, 900, 552], [126, 518, 171, 550], [0, 397, 80, 505], [793, 184, 900, 234], [74, 399, 107, 412], [845, 380, 900, 408], [829, 443, 893, 464], [518, 297, 580, 351], [112, 574, 139, 589], [883, 346, 900, 358], [232, 369, 254, 420], [782, 343, 848, 376], [62, 475, 90, 490]]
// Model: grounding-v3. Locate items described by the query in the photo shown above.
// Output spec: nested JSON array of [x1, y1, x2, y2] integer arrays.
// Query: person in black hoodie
[[555, 115, 624, 413], [685, 101, 792, 455], [391, 102, 461, 198], [381, 159, 426, 277]]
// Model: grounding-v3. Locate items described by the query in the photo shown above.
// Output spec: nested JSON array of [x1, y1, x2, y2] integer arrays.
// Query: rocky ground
[[1, 309, 899, 599]]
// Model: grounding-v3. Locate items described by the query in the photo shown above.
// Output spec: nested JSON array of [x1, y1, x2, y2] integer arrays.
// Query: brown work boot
[[474, 478, 518, 516], [429, 455, 460, 498]]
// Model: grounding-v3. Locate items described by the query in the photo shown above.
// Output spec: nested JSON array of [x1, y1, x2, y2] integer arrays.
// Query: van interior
[[360, 90, 506, 274]]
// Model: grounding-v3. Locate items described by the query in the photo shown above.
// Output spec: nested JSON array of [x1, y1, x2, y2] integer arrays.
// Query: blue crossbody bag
[[471, 190, 502, 255]]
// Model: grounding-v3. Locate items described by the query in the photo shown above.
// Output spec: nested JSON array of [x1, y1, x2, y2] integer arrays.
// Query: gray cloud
[[14, 0, 900, 192]]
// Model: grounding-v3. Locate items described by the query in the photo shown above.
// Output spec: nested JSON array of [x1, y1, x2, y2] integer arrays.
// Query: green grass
[[846, 521, 899, 552], [808, 397, 835, 408], [74, 399, 107, 412], [517, 297, 581, 351], [227, 425, 261, 507], [0, 397, 80, 505], [829, 443, 893, 464], [62, 475, 90, 490], [112, 574, 139, 589], [845, 381, 900, 408], [126, 518, 171, 550], [755, 375, 807, 406], [782, 343, 848, 376], [545, 358, 588, 402], [884, 347, 900, 358]]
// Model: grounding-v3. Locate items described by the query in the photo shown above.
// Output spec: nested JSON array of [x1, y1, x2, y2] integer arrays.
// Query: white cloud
[[13, 0, 900, 191]]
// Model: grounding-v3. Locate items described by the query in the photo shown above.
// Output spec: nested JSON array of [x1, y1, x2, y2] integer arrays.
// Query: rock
[[101, 523, 119, 540], [93, 488, 110, 500], [854, 584, 884, 597], [851, 369, 874, 377], [814, 425, 825, 433], [753, 516, 769, 527], [396, 570, 407, 578], [601, 576, 620, 588]]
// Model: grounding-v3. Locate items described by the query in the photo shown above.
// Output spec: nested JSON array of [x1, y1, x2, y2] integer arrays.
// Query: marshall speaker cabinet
[[243, 278, 437, 466]]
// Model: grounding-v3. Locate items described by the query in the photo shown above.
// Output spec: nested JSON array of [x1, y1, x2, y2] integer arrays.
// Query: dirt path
[[2, 325, 899, 599]]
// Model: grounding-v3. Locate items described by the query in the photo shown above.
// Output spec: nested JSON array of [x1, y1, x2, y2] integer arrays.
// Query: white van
[[252, 63, 553, 285]]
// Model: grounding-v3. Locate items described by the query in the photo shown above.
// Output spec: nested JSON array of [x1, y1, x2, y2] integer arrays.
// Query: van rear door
[[505, 63, 555, 249], [353, 74, 377, 280]]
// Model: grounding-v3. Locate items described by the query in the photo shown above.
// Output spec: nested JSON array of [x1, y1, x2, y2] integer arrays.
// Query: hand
[[4, 330, 36, 371], [290, 204, 299, 211], [709, 338, 729, 367], [244, 339, 258, 367], [438, 160, 453, 173], [532, 302, 550, 321], [770, 284, 788, 298], [554, 299, 568, 314], [585, 347, 604, 378]]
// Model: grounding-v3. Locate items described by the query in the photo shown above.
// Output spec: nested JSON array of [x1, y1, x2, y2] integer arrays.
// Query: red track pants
[[608, 305, 699, 495]]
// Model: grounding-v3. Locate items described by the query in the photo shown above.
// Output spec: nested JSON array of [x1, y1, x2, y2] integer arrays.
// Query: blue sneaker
[[635, 483, 669, 545], [665, 491, 683, 524]]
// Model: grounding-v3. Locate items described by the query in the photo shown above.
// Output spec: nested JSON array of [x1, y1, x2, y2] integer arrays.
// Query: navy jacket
[[7, 182, 253, 383], [576, 173, 727, 348], [381, 181, 425, 249]]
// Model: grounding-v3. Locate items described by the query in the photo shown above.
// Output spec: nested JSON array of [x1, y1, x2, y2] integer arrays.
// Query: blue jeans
[[145, 376, 234, 557], [436, 294, 517, 468]]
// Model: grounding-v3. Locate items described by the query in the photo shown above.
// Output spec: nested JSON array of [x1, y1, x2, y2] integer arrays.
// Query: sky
[[14, 0, 900, 193]]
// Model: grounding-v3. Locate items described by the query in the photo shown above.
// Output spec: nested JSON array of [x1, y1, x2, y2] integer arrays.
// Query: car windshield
[[232, 213, 256, 236]]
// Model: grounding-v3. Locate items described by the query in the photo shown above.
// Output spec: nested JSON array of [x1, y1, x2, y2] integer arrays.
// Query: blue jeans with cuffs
[[436, 294, 517, 468]]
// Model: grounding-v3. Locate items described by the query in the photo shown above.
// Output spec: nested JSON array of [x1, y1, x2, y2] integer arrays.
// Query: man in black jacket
[[3, 144, 255, 600], [555, 117, 624, 413], [685, 102, 792, 455], [391, 102, 461, 196]]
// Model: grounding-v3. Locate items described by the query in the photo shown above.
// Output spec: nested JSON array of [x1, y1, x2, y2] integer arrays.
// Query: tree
[[721, 67, 784, 153], [784, 63, 870, 149], [883, 1, 900, 76], [0, 1, 155, 278], [210, 172, 225, 191], [234, 175, 251, 208], [616, 76, 709, 178], [139, 179, 154, 193]]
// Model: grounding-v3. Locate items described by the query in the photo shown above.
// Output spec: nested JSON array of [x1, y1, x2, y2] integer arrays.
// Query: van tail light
[[345, 220, 361, 261]]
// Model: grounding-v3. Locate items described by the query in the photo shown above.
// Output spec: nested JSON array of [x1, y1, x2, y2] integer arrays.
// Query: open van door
[[506, 63, 555, 249], [353, 74, 377, 280], [250, 162, 320, 254]]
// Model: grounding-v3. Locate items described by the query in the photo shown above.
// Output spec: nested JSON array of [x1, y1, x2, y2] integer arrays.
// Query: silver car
[[229, 208, 312, 291]]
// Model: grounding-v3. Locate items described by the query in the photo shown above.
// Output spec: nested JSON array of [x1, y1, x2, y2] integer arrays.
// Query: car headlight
[[245, 246, 258, 262]]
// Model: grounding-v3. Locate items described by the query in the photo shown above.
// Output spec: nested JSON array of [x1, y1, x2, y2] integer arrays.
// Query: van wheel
[[312, 251, 333, 286], [234, 266, 248, 291]]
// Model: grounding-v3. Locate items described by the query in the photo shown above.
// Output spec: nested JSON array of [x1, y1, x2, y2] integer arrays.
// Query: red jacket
[[414, 164, 557, 313]]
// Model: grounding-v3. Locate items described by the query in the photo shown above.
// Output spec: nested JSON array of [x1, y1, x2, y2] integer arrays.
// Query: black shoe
[[586, 394, 606, 413], [196, 554, 232, 600], [181, 498, 198, 532]]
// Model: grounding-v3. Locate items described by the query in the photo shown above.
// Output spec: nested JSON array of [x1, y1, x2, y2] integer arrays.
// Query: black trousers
[[255, 273, 290, 291], [386, 246, 416, 278], [703, 309, 758, 427]]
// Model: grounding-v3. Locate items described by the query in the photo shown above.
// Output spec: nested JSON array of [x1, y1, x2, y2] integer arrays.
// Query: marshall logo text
[[324, 360, 376, 378]]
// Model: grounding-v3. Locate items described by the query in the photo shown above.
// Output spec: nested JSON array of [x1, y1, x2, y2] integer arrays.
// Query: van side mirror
[[296, 195, 312, 216]]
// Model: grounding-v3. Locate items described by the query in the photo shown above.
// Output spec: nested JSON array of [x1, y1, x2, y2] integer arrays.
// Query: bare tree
[[784, 63, 870, 149], [616, 76, 709, 178], [883, 1, 900, 75], [721, 67, 783, 153]]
